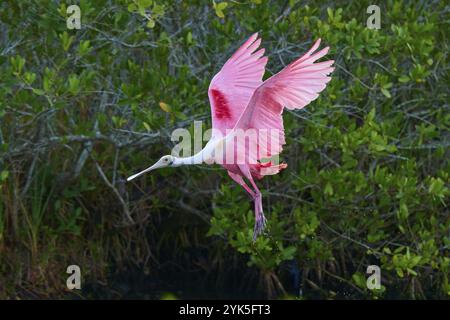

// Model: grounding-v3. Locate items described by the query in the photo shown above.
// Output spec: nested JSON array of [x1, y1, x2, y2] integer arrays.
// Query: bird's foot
[[253, 213, 267, 242]]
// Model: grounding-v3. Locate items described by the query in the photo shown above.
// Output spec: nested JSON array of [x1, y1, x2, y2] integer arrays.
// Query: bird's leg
[[250, 181, 266, 241], [238, 166, 266, 241], [227, 171, 255, 200]]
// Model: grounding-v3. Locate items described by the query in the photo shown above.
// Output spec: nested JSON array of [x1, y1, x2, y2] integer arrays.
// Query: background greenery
[[0, 0, 448, 299]]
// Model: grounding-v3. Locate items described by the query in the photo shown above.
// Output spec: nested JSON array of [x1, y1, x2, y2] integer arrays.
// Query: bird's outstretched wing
[[208, 33, 268, 136], [233, 39, 334, 163]]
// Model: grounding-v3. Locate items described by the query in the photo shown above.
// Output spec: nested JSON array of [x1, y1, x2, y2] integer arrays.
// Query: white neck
[[173, 152, 204, 166], [173, 138, 219, 167]]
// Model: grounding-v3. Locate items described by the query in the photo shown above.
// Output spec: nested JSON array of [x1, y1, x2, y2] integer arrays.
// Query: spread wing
[[208, 33, 268, 137], [233, 39, 334, 163]]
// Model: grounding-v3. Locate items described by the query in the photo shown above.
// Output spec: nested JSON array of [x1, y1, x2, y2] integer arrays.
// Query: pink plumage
[[208, 33, 268, 136], [208, 33, 334, 239]]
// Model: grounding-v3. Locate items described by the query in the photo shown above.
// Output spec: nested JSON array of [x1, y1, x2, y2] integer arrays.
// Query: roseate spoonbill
[[128, 33, 334, 239]]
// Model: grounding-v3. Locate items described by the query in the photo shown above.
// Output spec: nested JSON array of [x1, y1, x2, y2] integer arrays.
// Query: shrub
[[0, 0, 448, 299]]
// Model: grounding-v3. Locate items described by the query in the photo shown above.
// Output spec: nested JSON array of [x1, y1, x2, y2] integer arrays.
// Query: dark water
[[80, 267, 266, 300]]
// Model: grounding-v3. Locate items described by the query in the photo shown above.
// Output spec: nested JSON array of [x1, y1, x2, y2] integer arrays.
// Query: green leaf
[[0, 170, 8, 181], [214, 2, 228, 18], [367, 108, 376, 122], [138, 0, 153, 8], [397, 202, 409, 220], [186, 31, 193, 44], [127, 3, 137, 12], [68, 74, 80, 94], [24, 72, 36, 85], [10, 55, 25, 74], [381, 88, 391, 98], [327, 7, 333, 20], [32, 88, 45, 96], [159, 101, 171, 112], [428, 177, 447, 198], [352, 272, 366, 288], [146, 18, 155, 28], [324, 182, 333, 196], [59, 31, 74, 51], [407, 268, 417, 276], [217, 2, 228, 10], [78, 40, 92, 56]]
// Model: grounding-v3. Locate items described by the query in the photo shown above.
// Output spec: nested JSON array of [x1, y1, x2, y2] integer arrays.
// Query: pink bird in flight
[[128, 33, 334, 240]]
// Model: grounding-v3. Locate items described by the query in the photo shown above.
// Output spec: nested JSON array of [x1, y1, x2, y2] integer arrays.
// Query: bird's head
[[127, 155, 176, 182], [154, 155, 176, 168]]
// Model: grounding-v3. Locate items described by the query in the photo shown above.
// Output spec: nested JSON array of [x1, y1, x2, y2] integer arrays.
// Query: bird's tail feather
[[253, 161, 287, 179]]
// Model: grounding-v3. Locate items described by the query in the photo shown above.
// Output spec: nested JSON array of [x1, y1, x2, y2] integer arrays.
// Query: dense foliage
[[0, 0, 448, 299]]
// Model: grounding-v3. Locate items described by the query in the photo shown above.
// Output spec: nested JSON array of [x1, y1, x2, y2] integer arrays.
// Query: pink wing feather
[[208, 33, 268, 136], [233, 39, 334, 163]]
